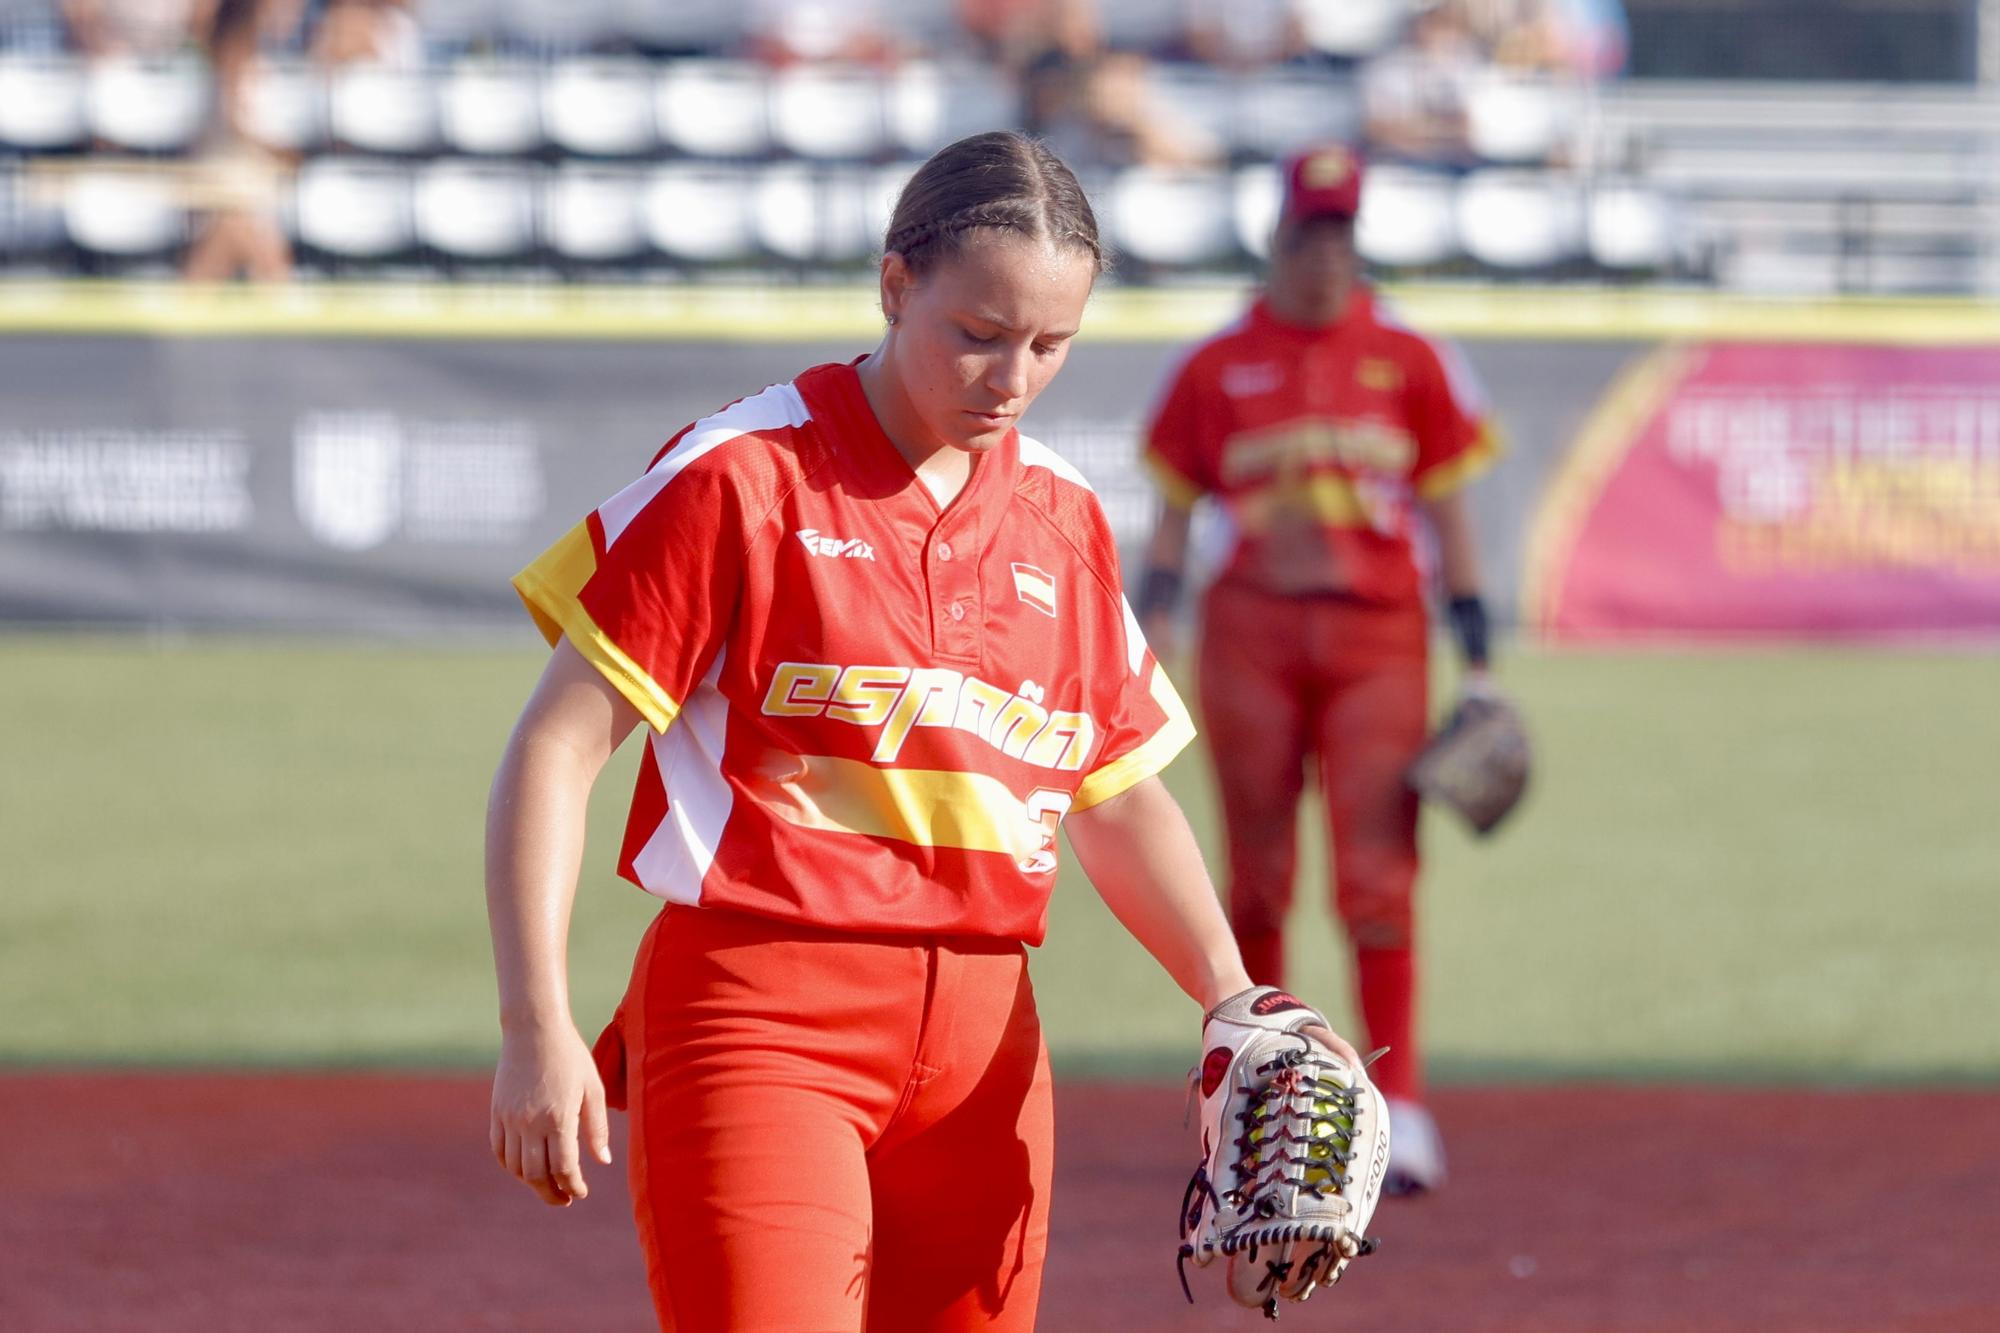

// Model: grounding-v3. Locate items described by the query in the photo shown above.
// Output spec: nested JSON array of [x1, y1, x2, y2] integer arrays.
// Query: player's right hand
[[490, 1023, 612, 1207]]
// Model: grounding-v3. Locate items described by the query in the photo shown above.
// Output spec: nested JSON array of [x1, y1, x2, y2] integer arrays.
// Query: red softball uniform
[[514, 359, 1194, 945], [516, 360, 1192, 1330], [1143, 288, 1498, 1104], [1143, 288, 1499, 603]]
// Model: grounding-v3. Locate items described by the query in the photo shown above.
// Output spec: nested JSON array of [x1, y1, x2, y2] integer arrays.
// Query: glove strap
[[1204, 984, 1327, 1030]]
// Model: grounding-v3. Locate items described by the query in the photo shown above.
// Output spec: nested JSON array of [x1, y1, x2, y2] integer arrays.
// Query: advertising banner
[[12, 290, 1995, 642], [1529, 343, 2000, 640], [0, 327, 1595, 633]]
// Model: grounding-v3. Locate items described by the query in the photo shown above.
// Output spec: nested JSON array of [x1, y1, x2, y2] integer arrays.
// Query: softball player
[[484, 131, 1360, 1331], [1137, 145, 1502, 1195]]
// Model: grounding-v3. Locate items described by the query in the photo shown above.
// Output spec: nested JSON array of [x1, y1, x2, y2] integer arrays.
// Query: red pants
[[1198, 580, 1429, 1087], [593, 907, 1052, 1332]]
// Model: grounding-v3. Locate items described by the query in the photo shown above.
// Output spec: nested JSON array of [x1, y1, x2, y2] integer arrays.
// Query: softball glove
[[1407, 686, 1531, 835], [1177, 986, 1391, 1319]]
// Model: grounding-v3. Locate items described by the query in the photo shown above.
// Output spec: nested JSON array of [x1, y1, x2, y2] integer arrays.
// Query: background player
[[483, 130, 1360, 1331], [1136, 144, 1502, 1195]]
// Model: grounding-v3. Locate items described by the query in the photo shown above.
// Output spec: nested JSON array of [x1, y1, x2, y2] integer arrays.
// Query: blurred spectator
[[207, 0, 301, 89], [1458, 0, 1566, 71], [182, 0, 296, 280], [311, 0, 422, 69], [958, 0, 1100, 74], [1453, 0, 1628, 76], [957, 0, 1044, 62], [62, 0, 202, 56], [996, 0, 1216, 169], [1362, 0, 1484, 170], [1182, 0, 1307, 70], [1025, 47, 1219, 169], [747, 0, 901, 67]]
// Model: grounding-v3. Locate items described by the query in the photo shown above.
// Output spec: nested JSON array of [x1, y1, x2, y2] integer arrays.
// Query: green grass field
[[3, 637, 1994, 1082]]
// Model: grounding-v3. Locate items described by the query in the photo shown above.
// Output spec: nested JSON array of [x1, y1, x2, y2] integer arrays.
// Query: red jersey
[[1144, 289, 1500, 604], [514, 361, 1194, 945]]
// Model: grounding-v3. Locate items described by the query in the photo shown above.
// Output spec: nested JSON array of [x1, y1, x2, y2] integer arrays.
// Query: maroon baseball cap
[[1281, 145, 1365, 222]]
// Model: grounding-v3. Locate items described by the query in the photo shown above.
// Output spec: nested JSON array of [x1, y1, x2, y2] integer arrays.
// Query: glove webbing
[[1177, 1045, 1381, 1313], [1229, 1049, 1361, 1215]]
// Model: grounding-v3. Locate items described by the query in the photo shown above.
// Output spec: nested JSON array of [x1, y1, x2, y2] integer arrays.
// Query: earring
[[886, 315, 898, 325]]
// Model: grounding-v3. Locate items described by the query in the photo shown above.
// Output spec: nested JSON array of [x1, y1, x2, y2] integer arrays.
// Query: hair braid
[[882, 131, 1105, 277]]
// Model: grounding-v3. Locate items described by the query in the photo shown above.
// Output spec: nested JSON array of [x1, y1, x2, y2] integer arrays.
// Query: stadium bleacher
[[0, 49, 87, 151], [295, 156, 416, 263], [0, 1, 1993, 293], [640, 162, 757, 264], [544, 161, 646, 264], [1595, 80, 2000, 293]]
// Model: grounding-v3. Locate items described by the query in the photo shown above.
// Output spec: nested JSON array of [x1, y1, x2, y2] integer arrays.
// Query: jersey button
[[937, 542, 953, 561], [949, 601, 966, 622]]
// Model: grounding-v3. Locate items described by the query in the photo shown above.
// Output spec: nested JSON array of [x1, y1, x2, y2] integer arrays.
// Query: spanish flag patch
[[1011, 562, 1057, 618]]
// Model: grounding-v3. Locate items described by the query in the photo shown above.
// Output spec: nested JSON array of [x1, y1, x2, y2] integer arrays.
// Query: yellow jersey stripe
[[511, 520, 683, 733], [761, 756, 1039, 856], [1143, 450, 1206, 510], [1072, 667, 1198, 811], [1230, 471, 1372, 530], [1416, 423, 1507, 501]]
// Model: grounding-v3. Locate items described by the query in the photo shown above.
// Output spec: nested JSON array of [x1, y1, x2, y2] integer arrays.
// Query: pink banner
[[1532, 342, 2000, 640]]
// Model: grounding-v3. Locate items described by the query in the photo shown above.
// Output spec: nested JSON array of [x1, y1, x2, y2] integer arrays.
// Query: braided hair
[[883, 131, 1105, 278]]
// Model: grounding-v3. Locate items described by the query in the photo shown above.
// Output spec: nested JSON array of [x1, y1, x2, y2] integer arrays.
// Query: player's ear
[[879, 250, 916, 327]]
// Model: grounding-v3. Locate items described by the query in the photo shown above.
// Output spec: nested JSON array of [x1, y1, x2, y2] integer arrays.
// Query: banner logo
[[294, 413, 402, 551], [293, 413, 544, 551]]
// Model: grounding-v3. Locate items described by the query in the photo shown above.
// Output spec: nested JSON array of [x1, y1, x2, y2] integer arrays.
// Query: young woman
[[1136, 144, 1503, 1196], [484, 130, 1360, 1331]]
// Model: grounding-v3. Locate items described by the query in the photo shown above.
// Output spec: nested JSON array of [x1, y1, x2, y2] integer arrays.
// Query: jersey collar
[[800, 358, 1019, 555], [1250, 285, 1374, 339]]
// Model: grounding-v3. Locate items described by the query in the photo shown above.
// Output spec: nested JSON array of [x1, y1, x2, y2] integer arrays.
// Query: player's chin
[[952, 412, 1017, 452]]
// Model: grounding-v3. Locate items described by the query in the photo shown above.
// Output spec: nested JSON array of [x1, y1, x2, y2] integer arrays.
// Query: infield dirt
[[2, 1074, 1992, 1331]]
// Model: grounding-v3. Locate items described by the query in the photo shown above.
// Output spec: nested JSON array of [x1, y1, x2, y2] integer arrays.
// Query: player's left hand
[[1179, 986, 1391, 1319], [1299, 1020, 1362, 1069]]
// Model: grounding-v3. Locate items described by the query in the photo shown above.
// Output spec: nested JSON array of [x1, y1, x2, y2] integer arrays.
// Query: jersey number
[[1021, 788, 1073, 875]]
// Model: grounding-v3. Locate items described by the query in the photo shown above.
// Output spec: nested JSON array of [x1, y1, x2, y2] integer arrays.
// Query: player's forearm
[[1065, 775, 1252, 1011], [484, 727, 597, 1035], [1138, 504, 1194, 634], [1421, 490, 1494, 672], [1142, 502, 1193, 577], [1421, 490, 1483, 598]]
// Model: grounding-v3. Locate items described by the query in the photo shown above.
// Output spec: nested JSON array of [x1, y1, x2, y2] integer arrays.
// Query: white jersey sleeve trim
[[1020, 433, 1153, 675], [1017, 431, 1095, 491], [1431, 335, 1491, 416], [630, 651, 732, 904], [1120, 595, 1149, 676], [599, 381, 812, 548]]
